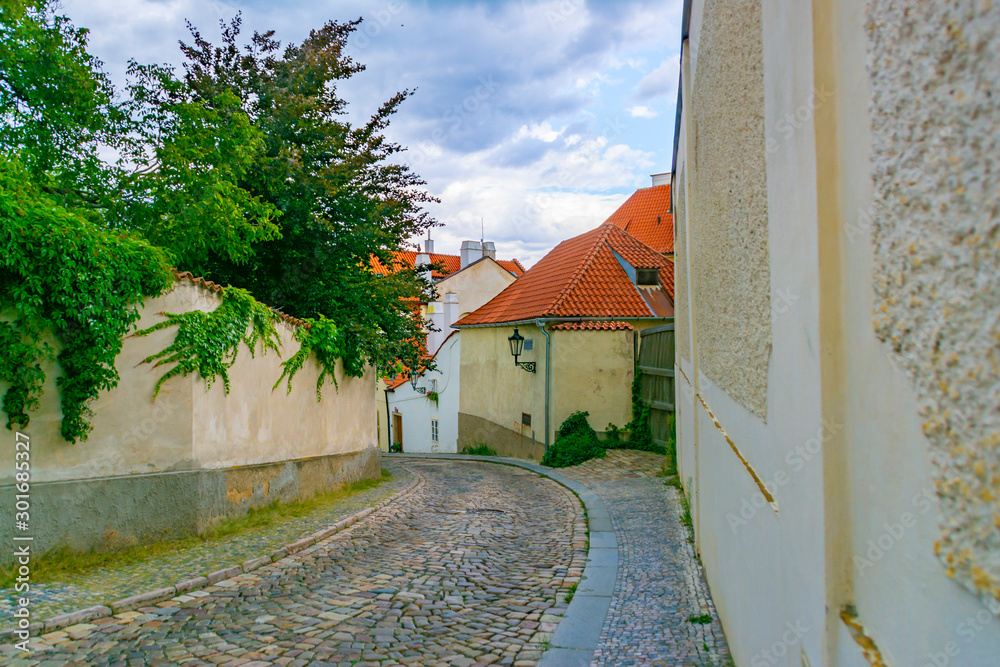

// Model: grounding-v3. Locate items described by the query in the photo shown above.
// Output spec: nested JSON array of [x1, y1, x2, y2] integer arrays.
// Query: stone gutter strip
[[388, 453, 617, 667], [0, 471, 423, 640]]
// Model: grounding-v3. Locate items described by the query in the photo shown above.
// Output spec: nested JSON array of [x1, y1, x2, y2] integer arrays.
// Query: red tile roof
[[370, 251, 525, 280], [550, 321, 634, 331], [604, 185, 673, 254], [453, 223, 674, 327]]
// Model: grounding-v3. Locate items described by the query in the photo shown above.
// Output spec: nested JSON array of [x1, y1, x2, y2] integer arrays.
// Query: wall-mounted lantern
[[408, 373, 427, 394], [508, 327, 536, 373]]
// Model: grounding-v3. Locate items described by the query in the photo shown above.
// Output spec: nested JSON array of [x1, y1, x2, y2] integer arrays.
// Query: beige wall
[[436, 258, 517, 320], [459, 321, 660, 457], [0, 280, 377, 485], [459, 324, 548, 446], [674, 0, 1000, 664]]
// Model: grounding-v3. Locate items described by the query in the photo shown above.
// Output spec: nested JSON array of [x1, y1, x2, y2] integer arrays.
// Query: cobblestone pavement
[[560, 450, 732, 666], [3, 459, 585, 666], [0, 464, 414, 631]]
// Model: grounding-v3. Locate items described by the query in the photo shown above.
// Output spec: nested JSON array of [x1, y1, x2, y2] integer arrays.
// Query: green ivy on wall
[[135, 287, 282, 398], [0, 158, 174, 443], [275, 314, 365, 400]]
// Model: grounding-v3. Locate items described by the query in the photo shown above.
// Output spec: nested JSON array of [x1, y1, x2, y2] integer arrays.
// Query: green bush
[[542, 411, 606, 468]]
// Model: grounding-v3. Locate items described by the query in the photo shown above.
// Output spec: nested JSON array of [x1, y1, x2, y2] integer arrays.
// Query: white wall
[[387, 333, 460, 454], [673, 0, 1000, 665]]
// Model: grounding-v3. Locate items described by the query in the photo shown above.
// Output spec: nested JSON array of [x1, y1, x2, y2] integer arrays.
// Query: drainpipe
[[536, 319, 552, 452]]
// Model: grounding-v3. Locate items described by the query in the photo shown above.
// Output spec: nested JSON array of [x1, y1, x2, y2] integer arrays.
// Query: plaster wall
[[436, 258, 518, 321], [0, 280, 379, 559], [458, 324, 547, 444], [673, 163, 690, 364], [674, 0, 1000, 664], [550, 328, 634, 435], [688, 0, 772, 421], [387, 333, 460, 454], [865, 0, 1000, 614]]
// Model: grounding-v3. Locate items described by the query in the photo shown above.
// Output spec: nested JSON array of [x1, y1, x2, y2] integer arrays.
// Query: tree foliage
[[0, 1, 437, 440], [0, 157, 174, 442], [164, 17, 438, 376]]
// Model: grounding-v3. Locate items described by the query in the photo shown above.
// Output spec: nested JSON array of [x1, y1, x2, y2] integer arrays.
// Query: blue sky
[[64, 0, 682, 265]]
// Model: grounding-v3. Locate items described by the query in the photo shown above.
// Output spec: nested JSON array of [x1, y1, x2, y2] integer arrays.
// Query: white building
[[382, 331, 460, 453], [376, 237, 523, 452]]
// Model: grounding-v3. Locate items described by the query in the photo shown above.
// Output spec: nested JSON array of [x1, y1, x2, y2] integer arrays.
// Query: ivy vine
[[274, 315, 365, 401], [0, 157, 174, 442], [134, 287, 281, 398]]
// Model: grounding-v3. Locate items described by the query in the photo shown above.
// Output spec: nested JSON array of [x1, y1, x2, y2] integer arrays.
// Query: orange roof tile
[[370, 251, 525, 280], [454, 223, 674, 327], [550, 321, 634, 331], [604, 185, 674, 254]]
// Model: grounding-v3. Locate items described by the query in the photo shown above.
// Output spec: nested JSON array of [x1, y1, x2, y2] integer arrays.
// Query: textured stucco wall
[[674, 166, 691, 363], [688, 0, 772, 420], [867, 0, 1000, 609]]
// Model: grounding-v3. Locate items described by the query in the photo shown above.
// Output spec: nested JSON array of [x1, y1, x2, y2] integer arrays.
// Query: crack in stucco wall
[[867, 0, 1000, 610], [688, 0, 772, 421]]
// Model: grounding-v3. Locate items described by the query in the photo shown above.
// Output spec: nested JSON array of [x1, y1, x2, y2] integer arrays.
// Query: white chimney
[[481, 241, 496, 260], [651, 172, 671, 187], [444, 292, 459, 331], [425, 301, 444, 355], [424, 237, 435, 254], [460, 240, 481, 269]]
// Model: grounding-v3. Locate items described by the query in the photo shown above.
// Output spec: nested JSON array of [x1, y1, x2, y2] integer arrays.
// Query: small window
[[431, 418, 439, 443], [522, 412, 532, 427], [429, 378, 438, 393], [637, 268, 659, 286], [523, 338, 533, 352]]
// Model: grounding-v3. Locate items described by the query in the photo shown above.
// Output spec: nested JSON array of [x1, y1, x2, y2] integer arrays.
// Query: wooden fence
[[638, 323, 675, 449]]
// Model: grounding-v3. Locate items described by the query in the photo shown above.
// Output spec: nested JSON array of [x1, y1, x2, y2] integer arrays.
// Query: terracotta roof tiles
[[370, 251, 525, 279], [453, 223, 674, 327], [604, 185, 674, 254], [550, 321, 634, 331]]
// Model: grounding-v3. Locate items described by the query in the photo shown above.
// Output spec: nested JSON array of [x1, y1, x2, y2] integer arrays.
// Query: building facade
[[455, 223, 674, 460], [672, 1, 1000, 665]]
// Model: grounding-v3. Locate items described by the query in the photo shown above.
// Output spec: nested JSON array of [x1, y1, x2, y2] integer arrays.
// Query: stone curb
[[387, 453, 617, 667], [0, 470, 423, 640]]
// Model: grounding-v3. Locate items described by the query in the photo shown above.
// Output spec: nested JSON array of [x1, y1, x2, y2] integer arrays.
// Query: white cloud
[[60, 0, 680, 268], [628, 105, 659, 119], [635, 56, 681, 101]]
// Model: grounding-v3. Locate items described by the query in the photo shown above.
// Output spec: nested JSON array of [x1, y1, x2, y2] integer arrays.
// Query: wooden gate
[[638, 323, 675, 449]]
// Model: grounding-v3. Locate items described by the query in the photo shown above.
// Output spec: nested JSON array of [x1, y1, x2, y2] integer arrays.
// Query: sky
[[63, 0, 683, 266]]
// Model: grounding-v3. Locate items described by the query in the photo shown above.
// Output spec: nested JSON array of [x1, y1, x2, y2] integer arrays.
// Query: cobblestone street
[[560, 450, 731, 666], [3, 460, 585, 667]]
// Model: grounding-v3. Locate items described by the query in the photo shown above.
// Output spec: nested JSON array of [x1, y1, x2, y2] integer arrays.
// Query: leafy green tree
[[156, 17, 439, 376], [0, 0, 120, 205]]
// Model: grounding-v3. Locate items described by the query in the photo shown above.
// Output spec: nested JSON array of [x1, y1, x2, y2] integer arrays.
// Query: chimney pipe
[[651, 172, 671, 187], [460, 240, 481, 269]]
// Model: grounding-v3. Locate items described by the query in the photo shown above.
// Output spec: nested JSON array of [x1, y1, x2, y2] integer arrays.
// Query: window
[[431, 418, 439, 443], [522, 412, 532, 427], [637, 268, 659, 286], [430, 378, 438, 393], [523, 338, 533, 352]]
